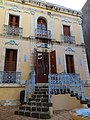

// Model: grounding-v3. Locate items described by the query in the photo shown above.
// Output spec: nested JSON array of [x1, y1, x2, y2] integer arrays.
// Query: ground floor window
[[66, 54, 75, 73]]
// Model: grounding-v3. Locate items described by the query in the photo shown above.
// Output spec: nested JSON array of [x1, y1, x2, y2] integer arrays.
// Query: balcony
[[0, 71, 21, 84], [3, 25, 23, 36], [35, 29, 51, 40], [61, 34, 75, 44]]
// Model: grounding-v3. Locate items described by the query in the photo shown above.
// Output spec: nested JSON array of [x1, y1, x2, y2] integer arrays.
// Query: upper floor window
[[63, 25, 70, 36], [3, 13, 22, 36], [9, 14, 19, 27], [35, 17, 51, 40], [61, 25, 75, 43], [37, 18, 47, 31]]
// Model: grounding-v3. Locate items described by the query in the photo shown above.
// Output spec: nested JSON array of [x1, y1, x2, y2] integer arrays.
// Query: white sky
[[45, 0, 87, 11]]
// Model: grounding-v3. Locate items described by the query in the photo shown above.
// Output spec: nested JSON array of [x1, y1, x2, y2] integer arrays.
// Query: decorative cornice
[[5, 0, 82, 17], [4, 1, 80, 25]]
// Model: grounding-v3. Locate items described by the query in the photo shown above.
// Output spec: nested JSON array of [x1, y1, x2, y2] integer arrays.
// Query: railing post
[[0, 71, 3, 83], [24, 87, 27, 103], [48, 74, 51, 103], [24, 71, 35, 103]]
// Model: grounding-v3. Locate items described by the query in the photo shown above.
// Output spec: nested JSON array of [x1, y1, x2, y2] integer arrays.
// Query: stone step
[[41, 98, 48, 102], [18, 105, 49, 112], [15, 110, 25, 116], [29, 97, 48, 102], [31, 111, 50, 119], [32, 94, 48, 98], [28, 101, 37, 106], [19, 106, 31, 111], [34, 91, 47, 94], [87, 102, 90, 108], [75, 94, 82, 100], [80, 99, 88, 104], [28, 101, 52, 107], [15, 110, 51, 119], [35, 88, 48, 92], [15, 85, 53, 119], [35, 86, 48, 89], [28, 98, 35, 102]]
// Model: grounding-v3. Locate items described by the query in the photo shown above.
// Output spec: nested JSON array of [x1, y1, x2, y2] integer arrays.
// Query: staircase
[[15, 85, 52, 119], [15, 72, 90, 119], [48, 73, 90, 108]]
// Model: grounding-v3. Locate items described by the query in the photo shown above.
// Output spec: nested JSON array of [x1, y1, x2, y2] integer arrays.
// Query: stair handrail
[[68, 73, 85, 100], [24, 71, 35, 103], [48, 72, 85, 103]]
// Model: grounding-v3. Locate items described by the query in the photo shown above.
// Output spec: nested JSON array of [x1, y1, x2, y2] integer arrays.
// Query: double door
[[34, 50, 57, 83]]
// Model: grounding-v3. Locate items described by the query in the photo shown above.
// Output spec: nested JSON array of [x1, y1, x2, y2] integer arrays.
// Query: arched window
[[37, 18, 47, 31], [36, 17, 51, 39]]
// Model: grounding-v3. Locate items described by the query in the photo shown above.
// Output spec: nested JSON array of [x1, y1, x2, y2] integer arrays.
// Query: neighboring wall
[[82, 0, 90, 73]]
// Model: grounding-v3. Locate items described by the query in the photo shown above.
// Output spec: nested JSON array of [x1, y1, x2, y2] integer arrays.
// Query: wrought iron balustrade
[[3, 25, 23, 36], [24, 71, 35, 103], [35, 29, 51, 39], [0, 71, 21, 84], [48, 73, 85, 102], [61, 34, 75, 43]]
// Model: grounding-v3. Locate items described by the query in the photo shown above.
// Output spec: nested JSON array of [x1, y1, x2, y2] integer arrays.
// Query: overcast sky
[[45, 0, 87, 11]]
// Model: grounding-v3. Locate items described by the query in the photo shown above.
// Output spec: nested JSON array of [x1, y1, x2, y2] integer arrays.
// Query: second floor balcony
[[35, 29, 51, 40], [61, 34, 75, 44], [3, 25, 23, 36]]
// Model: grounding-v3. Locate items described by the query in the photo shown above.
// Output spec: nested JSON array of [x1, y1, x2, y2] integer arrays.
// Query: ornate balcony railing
[[35, 29, 51, 39], [0, 71, 21, 84], [24, 71, 35, 103], [48, 73, 85, 102], [61, 34, 75, 43], [3, 25, 23, 36]]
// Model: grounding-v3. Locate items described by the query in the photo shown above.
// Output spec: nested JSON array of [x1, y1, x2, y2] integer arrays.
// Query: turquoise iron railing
[[0, 71, 21, 84], [48, 73, 85, 103], [24, 71, 35, 103], [3, 25, 23, 36]]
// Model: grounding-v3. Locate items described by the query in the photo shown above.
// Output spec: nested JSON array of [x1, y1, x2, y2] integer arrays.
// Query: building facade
[[0, 0, 89, 107], [82, 0, 90, 72]]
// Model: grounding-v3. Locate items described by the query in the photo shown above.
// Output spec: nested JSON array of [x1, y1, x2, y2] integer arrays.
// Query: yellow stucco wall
[[0, 86, 24, 100], [52, 94, 82, 110], [0, 7, 5, 34], [23, 13, 31, 37], [54, 18, 60, 41], [20, 41, 30, 80]]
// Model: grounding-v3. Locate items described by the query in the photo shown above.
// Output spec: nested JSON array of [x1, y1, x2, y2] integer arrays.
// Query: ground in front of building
[[0, 106, 72, 120]]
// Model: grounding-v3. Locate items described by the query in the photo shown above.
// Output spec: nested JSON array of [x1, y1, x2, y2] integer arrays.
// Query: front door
[[34, 50, 49, 83], [34, 50, 57, 83]]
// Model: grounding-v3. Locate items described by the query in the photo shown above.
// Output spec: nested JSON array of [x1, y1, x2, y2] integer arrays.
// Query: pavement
[[0, 106, 72, 120]]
